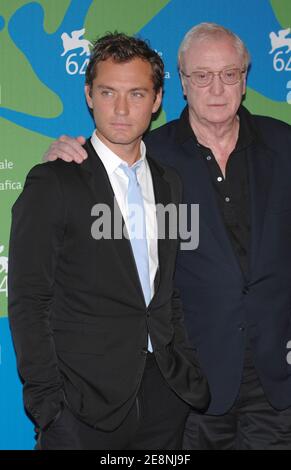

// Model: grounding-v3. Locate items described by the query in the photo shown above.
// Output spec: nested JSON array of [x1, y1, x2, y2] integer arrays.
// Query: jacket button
[[243, 286, 250, 294]]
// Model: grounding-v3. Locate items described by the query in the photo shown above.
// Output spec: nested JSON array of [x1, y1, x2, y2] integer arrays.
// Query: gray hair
[[178, 22, 250, 70]]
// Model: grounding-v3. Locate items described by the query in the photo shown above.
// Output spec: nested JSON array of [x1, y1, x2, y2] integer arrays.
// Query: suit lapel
[[79, 140, 115, 208], [147, 156, 172, 300], [247, 142, 274, 277]]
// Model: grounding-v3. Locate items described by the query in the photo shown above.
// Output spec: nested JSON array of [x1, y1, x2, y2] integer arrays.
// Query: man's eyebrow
[[95, 85, 150, 92], [96, 85, 115, 90], [192, 64, 238, 71], [130, 87, 150, 92]]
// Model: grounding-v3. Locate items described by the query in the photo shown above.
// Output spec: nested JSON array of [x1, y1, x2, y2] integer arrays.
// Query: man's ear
[[152, 88, 163, 114], [179, 71, 187, 97], [85, 85, 93, 109]]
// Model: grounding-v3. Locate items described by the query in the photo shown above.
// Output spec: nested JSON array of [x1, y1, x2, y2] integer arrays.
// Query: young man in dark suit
[[8, 33, 209, 450]]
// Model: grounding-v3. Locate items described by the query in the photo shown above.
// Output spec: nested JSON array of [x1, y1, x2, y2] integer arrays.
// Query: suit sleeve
[[8, 163, 66, 429]]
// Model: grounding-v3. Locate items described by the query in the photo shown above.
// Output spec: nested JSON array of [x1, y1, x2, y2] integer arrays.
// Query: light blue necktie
[[121, 162, 153, 352]]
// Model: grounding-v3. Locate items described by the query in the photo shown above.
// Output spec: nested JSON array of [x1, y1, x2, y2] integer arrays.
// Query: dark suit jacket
[[8, 140, 209, 431], [145, 105, 291, 414]]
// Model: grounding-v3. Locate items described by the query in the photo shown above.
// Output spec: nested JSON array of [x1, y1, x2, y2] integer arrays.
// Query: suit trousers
[[183, 349, 291, 450], [35, 353, 189, 450]]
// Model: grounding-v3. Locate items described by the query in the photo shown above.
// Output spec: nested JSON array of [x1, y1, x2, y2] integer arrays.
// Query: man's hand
[[43, 135, 88, 164]]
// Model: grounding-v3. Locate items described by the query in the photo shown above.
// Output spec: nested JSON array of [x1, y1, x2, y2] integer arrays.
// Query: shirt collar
[[90, 131, 147, 175], [177, 105, 256, 151]]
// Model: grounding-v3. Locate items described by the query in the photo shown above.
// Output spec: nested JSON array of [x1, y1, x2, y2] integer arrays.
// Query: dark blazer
[[8, 140, 209, 431], [145, 105, 291, 414]]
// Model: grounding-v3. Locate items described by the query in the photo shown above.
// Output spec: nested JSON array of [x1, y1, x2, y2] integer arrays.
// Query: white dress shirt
[[90, 132, 159, 301]]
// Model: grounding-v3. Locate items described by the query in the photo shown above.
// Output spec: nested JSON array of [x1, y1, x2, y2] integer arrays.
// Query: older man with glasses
[[44, 23, 291, 450]]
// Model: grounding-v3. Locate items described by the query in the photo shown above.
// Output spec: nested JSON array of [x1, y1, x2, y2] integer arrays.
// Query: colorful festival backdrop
[[0, 0, 290, 450]]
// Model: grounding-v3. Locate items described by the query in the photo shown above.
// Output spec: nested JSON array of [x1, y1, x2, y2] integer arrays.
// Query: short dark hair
[[85, 32, 164, 95]]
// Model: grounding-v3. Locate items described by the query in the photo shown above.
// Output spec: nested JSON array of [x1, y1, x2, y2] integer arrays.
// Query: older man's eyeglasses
[[180, 68, 246, 87]]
